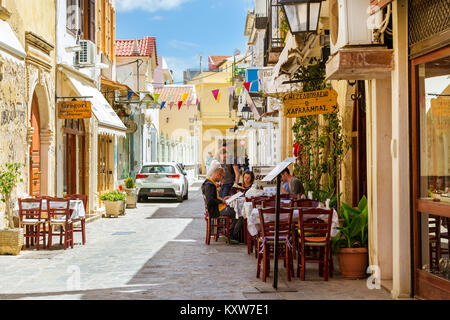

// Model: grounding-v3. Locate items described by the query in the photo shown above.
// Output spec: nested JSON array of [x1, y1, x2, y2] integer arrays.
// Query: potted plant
[[100, 191, 126, 218], [124, 177, 137, 209], [0, 163, 25, 255], [332, 195, 369, 279]]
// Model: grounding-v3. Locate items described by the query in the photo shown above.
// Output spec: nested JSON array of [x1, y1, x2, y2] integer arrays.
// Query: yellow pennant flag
[[217, 92, 221, 103], [181, 93, 189, 103]]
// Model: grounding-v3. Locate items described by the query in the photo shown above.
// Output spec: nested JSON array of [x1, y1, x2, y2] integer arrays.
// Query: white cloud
[[168, 40, 198, 49], [116, 0, 192, 13]]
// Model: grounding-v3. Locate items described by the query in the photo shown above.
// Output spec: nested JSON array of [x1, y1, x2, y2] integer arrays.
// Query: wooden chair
[[297, 208, 333, 281], [18, 198, 46, 250], [202, 194, 231, 245], [46, 198, 74, 250], [256, 207, 294, 282], [293, 199, 319, 208], [429, 214, 442, 271], [441, 217, 450, 258], [65, 194, 87, 245], [246, 197, 270, 256]]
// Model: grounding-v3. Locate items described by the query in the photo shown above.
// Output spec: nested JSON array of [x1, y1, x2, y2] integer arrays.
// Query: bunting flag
[[236, 86, 242, 96], [160, 101, 166, 110], [246, 93, 261, 121], [186, 98, 192, 108], [178, 101, 183, 110], [227, 86, 236, 98], [212, 89, 220, 101], [153, 93, 160, 103], [196, 98, 199, 104], [243, 82, 252, 92], [169, 101, 174, 109], [181, 93, 189, 103], [127, 90, 133, 101], [217, 92, 221, 103], [167, 94, 173, 103]]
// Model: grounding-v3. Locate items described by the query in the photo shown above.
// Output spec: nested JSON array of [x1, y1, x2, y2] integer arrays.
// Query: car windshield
[[141, 165, 176, 174]]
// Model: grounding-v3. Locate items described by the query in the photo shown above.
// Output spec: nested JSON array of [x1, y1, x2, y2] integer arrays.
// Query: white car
[[136, 162, 189, 202]]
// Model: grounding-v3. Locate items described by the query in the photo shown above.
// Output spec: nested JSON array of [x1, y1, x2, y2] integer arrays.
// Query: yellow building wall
[[159, 102, 198, 141], [189, 71, 239, 174]]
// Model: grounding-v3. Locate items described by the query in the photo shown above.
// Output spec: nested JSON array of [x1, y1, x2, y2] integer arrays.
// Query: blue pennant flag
[[127, 90, 133, 101], [160, 101, 166, 110]]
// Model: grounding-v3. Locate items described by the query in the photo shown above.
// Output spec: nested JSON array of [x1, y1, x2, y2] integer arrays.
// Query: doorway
[[29, 93, 41, 196]]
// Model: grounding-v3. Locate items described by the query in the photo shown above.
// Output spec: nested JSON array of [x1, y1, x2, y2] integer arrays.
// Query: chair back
[[46, 198, 71, 223], [293, 199, 319, 208], [65, 194, 88, 212], [262, 199, 293, 208], [258, 207, 293, 239], [202, 194, 209, 220], [298, 208, 333, 243], [18, 198, 42, 223]]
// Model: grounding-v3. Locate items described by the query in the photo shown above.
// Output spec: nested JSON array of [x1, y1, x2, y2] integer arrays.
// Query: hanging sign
[[430, 98, 450, 117], [282, 89, 338, 118], [58, 101, 92, 119]]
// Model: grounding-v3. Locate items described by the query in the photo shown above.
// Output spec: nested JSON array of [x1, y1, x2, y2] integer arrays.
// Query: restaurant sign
[[282, 89, 338, 118], [253, 166, 276, 186], [58, 101, 92, 119], [431, 98, 450, 117]]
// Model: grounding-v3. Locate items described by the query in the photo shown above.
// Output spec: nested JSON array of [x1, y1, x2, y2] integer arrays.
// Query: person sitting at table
[[280, 168, 304, 196], [230, 170, 255, 196], [201, 166, 243, 243]]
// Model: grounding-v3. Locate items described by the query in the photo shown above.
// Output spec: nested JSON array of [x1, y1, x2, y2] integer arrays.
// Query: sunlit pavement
[[0, 180, 392, 300]]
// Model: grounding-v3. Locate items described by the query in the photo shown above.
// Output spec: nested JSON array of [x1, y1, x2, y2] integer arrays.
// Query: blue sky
[[116, 0, 252, 83]]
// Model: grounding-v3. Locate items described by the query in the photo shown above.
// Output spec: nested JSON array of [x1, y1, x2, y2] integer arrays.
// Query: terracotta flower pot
[[338, 247, 368, 279]]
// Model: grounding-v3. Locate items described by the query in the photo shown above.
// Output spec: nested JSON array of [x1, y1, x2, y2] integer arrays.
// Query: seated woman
[[230, 171, 255, 196]]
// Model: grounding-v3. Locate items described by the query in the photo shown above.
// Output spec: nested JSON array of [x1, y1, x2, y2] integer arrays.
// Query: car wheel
[[177, 195, 183, 202]]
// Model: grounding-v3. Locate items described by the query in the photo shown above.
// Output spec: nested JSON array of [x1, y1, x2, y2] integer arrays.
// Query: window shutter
[[67, 0, 76, 33], [111, 8, 115, 61], [89, 0, 96, 42], [79, 0, 84, 38]]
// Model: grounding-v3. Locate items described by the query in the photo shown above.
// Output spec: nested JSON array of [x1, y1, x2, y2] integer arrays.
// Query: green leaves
[[100, 190, 126, 202], [332, 195, 368, 253], [124, 177, 135, 189]]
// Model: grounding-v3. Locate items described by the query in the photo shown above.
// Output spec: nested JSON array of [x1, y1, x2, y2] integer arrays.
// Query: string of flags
[[141, 78, 260, 115]]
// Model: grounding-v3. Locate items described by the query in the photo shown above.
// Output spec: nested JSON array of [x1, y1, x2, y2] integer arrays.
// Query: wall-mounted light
[[280, 0, 323, 34]]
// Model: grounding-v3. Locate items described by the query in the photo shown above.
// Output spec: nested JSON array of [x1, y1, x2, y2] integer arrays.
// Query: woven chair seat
[[22, 218, 45, 225], [50, 219, 68, 225]]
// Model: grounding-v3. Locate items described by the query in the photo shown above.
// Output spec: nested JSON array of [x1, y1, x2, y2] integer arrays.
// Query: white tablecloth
[[14, 199, 86, 220], [230, 198, 339, 237]]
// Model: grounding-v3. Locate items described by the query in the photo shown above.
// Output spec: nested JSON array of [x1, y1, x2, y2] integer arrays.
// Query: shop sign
[[431, 98, 450, 117], [58, 101, 92, 119], [283, 89, 338, 118]]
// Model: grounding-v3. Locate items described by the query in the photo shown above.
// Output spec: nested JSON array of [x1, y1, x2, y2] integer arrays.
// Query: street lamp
[[241, 104, 252, 121], [280, 0, 323, 34]]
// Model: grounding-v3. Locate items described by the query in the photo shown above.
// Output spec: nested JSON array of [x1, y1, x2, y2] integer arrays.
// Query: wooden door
[[30, 94, 41, 196]]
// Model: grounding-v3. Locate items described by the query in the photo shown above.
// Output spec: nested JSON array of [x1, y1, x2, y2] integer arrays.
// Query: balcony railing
[[263, 0, 286, 66]]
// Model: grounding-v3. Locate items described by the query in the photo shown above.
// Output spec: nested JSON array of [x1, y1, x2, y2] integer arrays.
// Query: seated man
[[280, 168, 305, 195], [201, 166, 243, 243]]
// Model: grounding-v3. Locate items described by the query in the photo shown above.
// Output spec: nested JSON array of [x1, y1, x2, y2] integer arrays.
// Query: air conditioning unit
[[330, 0, 373, 55], [77, 40, 96, 66]]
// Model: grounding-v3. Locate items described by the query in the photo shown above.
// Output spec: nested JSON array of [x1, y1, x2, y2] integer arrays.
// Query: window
[[67, 0, 95, 41], [141, 165, 176, 174]]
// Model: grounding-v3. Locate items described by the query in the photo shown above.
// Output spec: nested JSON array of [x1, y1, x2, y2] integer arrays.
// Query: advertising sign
[[58, 101, 92, 119], [283, 89, 338, 118]]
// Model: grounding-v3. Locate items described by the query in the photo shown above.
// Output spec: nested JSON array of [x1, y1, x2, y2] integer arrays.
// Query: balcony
[[263, 0, 287, 66]]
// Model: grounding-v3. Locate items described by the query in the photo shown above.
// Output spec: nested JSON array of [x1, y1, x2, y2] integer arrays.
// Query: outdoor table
[[14, 198, 86, 221]]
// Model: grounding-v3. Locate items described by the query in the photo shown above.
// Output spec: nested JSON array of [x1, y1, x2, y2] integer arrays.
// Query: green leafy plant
[[124, 177, 135, 189], [332, 196, 368, 253], [0, 163, 25, 229], [100, 190, 126, 202], [292, 58, 351, 207]]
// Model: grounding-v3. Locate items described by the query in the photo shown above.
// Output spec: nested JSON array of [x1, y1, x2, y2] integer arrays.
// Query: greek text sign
[[431, 98, 450, 117], [58, 101, 92, 119], [283, 89, 338, 118]]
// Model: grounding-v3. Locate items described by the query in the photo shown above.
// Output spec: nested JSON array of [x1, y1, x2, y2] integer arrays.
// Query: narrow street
[[0, 181, 390, 300]]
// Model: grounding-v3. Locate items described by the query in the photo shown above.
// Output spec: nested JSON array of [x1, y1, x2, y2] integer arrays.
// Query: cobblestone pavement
[[0, 181, 392, 300]]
